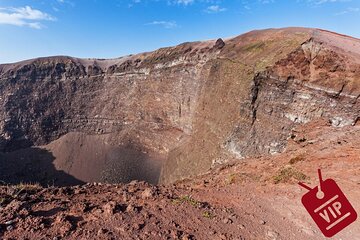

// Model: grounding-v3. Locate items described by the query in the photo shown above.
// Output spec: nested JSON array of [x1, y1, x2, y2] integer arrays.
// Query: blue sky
[[0, 0, 359, 63]]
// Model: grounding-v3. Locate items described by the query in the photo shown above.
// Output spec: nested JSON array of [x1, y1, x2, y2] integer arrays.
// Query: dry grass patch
[[202, 211, 215, 219], [171, 195, 201, 207], [273, 167, 308, 184], [289, 154, 305, 165]]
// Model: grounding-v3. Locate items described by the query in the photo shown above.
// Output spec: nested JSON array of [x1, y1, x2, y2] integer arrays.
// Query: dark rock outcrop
[[214, 38, 225, 49]]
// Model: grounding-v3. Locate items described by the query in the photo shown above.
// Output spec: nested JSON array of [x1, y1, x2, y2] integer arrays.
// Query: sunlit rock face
[[0, 28, 359, 185]]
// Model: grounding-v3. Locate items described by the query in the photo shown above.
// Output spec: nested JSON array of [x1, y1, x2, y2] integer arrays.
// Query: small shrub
[[14, 183, 41, 191], [181, 195, 200, 207], [273, 167, 308, 184], [289, 154, 305, 165], [171, 195, 201, 207], [171, 198, 182, 205], [203, 211, 215, 219], [8, 182, 41, 197], [226, 174, 237, 185]]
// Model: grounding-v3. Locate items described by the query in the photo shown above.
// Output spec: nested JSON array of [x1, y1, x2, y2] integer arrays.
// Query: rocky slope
[[1, 119, 360, 239], [0, 27, 359, 187]]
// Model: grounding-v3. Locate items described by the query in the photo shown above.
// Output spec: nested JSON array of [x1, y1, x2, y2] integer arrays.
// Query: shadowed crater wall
[[0, 148, 84, 187], [0, 133, 163, 186]]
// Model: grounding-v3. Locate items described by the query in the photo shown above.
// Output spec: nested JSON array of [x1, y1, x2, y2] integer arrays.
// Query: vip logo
[[299, 169, 357, 238]]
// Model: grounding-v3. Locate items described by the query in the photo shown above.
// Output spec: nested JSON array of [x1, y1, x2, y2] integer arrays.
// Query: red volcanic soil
[[1, 120, 360, 239]]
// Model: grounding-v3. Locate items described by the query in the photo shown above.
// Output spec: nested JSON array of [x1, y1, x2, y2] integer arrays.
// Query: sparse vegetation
[[226, 173, 237, 185], [203, 211, 215, 219], [6, 182, 41, 198], [13, 182, 41, 191], [273, 167, 308, 184], [289, 154, 305, 165], [13, 183, 41, 195], [242, 42, 266, 52], [225, 172, 261, 185], [171, 195, 201, 207]]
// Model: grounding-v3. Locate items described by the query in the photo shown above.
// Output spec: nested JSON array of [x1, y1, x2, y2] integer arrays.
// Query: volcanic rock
[[214, 38, 225, 49], [0, 27, 358, 188]]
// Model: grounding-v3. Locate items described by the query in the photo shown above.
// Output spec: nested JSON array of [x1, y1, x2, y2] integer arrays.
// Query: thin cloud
[[174, 0, 194, 5], [146, 21, 178, 29], [56, 0, 75, 7], [0, 6, 55, 29], [259, 0, 275, 3], [335, 7, 359, 15], [309, 0, 351, 5], [204, 5, 227, 13]]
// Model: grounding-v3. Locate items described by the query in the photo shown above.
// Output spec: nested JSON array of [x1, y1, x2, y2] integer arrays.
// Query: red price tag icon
[[299, 169, 357, 238]]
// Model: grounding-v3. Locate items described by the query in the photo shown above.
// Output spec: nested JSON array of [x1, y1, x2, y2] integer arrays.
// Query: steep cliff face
[[0, 28, 359, 185], [161, 28, 360, 183], [230, 35, 360, 156], [0, 41, 220, 153], [0, 39, 222, 185]]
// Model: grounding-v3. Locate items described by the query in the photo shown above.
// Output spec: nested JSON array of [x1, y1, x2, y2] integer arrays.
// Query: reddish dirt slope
[[1, 119, 360, 239]]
